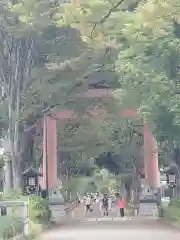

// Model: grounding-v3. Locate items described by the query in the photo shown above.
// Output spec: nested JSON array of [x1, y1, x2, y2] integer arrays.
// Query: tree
[[89, 168, 118, 193], [56, 0, 180, 194], [2, 0, 174, 194], [114, 0, 180, 168], [0, 2, 39, 190], [0, 0, 124, 192], [48, 0, 180, 192], [58, 151, 95, 182]]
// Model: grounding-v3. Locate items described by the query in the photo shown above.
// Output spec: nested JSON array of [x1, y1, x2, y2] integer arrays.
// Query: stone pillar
[[6, 206, 13, 216], [43, 116, 57, 189], [18, 203, 29, 237]]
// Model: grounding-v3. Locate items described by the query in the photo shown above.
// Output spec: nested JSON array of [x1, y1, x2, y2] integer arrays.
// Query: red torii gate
[[42, 90, 160, 191], [120, 109, 160, 188]]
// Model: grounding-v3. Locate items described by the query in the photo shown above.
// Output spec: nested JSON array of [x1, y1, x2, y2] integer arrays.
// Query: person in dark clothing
[[120, 207, 125, 217], [102, 194, 109, 216]]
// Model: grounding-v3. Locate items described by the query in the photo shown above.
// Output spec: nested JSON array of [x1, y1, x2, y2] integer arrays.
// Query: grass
[[160, 197, 180, 230]]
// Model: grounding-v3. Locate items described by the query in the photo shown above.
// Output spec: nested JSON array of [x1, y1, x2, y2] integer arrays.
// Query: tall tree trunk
[[3, 96, 14, 192], [13, 85, 21, 189], [4, 155, 13, 193], [7, 88, 21, 190], [13, 161, 21, 189], [21, 131, 35, 168], [0, 19, 35, 192]]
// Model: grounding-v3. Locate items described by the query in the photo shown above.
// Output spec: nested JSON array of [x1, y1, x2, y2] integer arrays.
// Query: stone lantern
[[21, 167, 42, 195], [164, 165, 179, 197]]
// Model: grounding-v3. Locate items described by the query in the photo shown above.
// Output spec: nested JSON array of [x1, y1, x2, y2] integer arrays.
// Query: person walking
[[102, 194, 109, 216], [84, 193, 92, 215], [117, 196, 125, 217]]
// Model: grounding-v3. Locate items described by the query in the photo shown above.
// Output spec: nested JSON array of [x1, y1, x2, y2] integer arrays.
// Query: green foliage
[[163, 198, 180, 222], [58, 151, 95, 181], [0, 0, 122, 188], [65, 176, 93, 197], [0, 0, 121, 190], [0, 194, 49, 238], [65, 167, 119, 196], [0, 216, 23, 239], [89, 168, 119, 192], [29, 196, 50, 223], [1, 0, 179, 191], [0, 190, 24, 201], [114, 0, 180, 167]]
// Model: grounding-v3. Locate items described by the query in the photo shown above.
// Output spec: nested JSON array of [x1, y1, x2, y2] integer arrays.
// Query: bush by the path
[[163, 198, 180, 222], [29, 196, 50, 223], [0, 216, 23, 239], [0, 193, 50, 239]]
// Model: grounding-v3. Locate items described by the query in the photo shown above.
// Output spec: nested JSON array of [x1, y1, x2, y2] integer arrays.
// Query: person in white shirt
[[84, 194, 92, 214]]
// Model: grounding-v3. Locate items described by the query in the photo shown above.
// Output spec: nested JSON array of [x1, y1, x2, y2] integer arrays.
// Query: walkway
[[40, 219, 180, 240], [39, 201, 180, 240]]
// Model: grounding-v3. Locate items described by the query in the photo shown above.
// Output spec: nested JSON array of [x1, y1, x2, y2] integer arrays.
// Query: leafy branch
[[91, 0, 126, 38]]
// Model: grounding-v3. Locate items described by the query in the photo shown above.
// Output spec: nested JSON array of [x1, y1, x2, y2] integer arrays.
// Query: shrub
[[163, 197, 180, 222], [0, 192, 25, 239], [29, 196, 50, 223], [0, 216, 23, 239], [0, 194, 50, 238]]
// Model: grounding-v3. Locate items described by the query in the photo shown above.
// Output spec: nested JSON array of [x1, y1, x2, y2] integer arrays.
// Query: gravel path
[[38, 202, 180, 240], [39, 219, 180, 240]]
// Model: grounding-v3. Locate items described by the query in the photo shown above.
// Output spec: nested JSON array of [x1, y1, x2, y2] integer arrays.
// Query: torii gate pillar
[[120, 109, 160, 189], [42, 116, 57, 189], [144, 120, 160, 188]]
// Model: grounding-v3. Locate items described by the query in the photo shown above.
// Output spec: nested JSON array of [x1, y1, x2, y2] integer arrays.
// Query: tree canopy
[[0, 0, 179, 193]]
